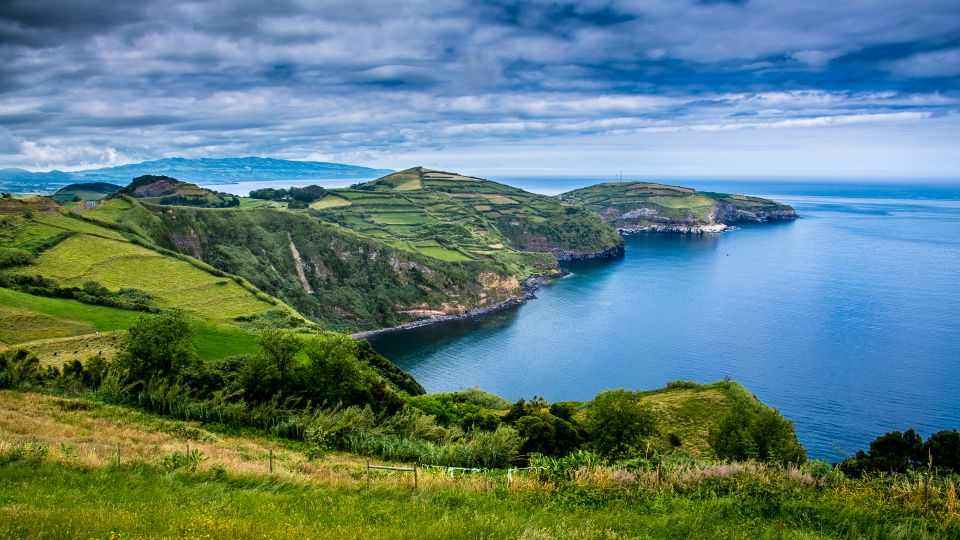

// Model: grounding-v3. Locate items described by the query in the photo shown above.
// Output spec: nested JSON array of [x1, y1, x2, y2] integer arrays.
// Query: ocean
[[369, 179, 960, 460]]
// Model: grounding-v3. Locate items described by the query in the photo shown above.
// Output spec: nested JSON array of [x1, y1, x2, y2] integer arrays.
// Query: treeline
[[249, 185, 326, 209], [840, 428, 960, 477]]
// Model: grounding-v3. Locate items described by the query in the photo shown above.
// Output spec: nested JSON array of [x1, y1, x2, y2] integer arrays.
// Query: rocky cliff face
[[560, 181, 798, 235], [551, 243, 625, 261], [711, 200, 799, 225]]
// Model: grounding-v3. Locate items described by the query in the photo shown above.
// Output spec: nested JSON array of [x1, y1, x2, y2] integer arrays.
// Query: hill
[[0, 157, 394, 193], [74, 169, 623, 333], [0, 204, 294, 364], [561, 181, 798, 233], [116, 175, 239, 207], [51, 182, 121, 203], [316, 167, 624, 262]]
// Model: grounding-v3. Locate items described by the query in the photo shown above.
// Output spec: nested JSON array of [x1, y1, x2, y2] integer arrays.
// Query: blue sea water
[[370, 179, 960, 460]]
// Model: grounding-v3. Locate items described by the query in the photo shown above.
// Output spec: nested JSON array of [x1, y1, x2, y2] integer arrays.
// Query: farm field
[[561, 182, 796, 229], [310, 167, 623, 266], [0, 287, 260, 364], [15, 233, 273, 322]]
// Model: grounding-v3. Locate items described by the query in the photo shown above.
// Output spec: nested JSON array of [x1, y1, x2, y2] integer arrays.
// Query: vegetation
[[249, 184, 327, 204], [560, 181, 797, 230], [0, 391, 956, 539], [51, 181, 121, 203], [840, 428, 960, 477], [316, 167, 623, 262], [116, 175, 239, 208], [131, 200, 538, 331]]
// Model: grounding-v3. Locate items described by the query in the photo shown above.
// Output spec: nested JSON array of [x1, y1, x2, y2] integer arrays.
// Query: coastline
[[350, 272, 561, 340], [352, 243, 624, 340]]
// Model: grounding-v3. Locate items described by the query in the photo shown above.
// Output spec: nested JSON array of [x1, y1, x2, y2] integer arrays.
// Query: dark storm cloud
[[0, 0, 958, 172]]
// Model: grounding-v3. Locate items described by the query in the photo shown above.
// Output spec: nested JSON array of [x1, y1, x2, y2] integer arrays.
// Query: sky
[[0, 0, 958, 179]]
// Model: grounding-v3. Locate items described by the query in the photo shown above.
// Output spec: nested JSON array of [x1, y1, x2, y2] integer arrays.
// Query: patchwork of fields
[[310, 168, 622, 266], [0, 209, 283, 363], [561, 182, 796, 228]]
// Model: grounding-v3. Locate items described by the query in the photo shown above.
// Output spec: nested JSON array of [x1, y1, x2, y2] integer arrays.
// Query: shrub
[[840, 428, 960, 476], [709, 402, 806, 465], [924, 430, 960, 474], [0, 247, 33, 268], [585, 389, 658, 460], [459, 412, 501, 432], [0, 349, 43, 389], [515, 413, 581, 457], [160, 449, 206, 472], [451, 387, 511, 410], [115, 311, 201, 385]]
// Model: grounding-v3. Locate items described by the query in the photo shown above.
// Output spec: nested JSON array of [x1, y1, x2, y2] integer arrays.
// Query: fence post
[[366, 459, 370, 488], [269, 449, 274, 474], [116, 444, 121, 467], [414, 465, 418, 490]]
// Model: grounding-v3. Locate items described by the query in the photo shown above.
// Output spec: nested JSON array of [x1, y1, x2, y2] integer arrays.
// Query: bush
[[114, 312, 201, 384], [0, 247, 34, 268], [840, 428, 960, 476], [0, 349, 43, 389], [515, 413, 581, 457], [160, 449, 206, 472], [709, 402, 806, 465], [585, 389, 658, 460]]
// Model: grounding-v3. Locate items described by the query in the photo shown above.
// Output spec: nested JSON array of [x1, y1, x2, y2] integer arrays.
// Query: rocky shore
[[616, 204, 798, 235], [552, 243, 625, 261], [350, 272, 563, 340]]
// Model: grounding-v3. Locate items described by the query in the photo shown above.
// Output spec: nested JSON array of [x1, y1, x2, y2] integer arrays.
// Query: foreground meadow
[[1, 391, 957, 539]]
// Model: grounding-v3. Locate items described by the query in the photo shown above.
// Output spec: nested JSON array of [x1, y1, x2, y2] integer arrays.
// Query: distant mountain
[[0, 158, 394, 192]]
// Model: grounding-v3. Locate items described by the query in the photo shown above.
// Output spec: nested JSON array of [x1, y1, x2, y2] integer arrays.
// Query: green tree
[[115, 312, 199, 384], [709, 402, 806, 465], [585, 389, 657, 460], [515, 413, 581, 457], [923, 430, 960, 474], [258, 329, 302, 377], [301, 333, 371, 405]]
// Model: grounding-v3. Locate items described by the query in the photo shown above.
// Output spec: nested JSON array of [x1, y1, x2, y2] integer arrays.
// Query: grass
[[561, 182, 794, 228], [0, 390, 957, 539], [0, 287, 140, 344], [309, 194, 352, 209], [14, 233, 274, 322], [312, 167, 621, 265], [417, 247, 473, 262], [0, 288, 261, 363]]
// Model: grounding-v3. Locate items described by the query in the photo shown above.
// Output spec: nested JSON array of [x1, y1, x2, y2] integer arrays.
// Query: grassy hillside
[[316, 167, 623, 262], [0, 203, 295, 364], [561, 182, 797, 232], [31, 170, 623, 333], [87, 196, 554, 332], [1, 391, 955, 539], [51, 182, 120, 203]]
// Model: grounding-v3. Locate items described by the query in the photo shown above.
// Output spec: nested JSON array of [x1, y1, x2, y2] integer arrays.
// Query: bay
[[370, 180, 960, 460]]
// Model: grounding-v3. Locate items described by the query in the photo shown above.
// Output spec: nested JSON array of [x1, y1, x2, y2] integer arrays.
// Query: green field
[[311, 167, 622, 266], [0, 287, 260, 363], [14, 233, 273, 322], [0, 287, 140, 344], [561, 182, 795, 229]]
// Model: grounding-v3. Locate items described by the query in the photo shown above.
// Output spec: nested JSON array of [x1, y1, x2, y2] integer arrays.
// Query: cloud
[[0, 0, 957, 175]]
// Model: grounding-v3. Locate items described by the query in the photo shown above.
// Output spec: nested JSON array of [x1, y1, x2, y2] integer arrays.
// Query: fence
[[366, 459, 418, 489]]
